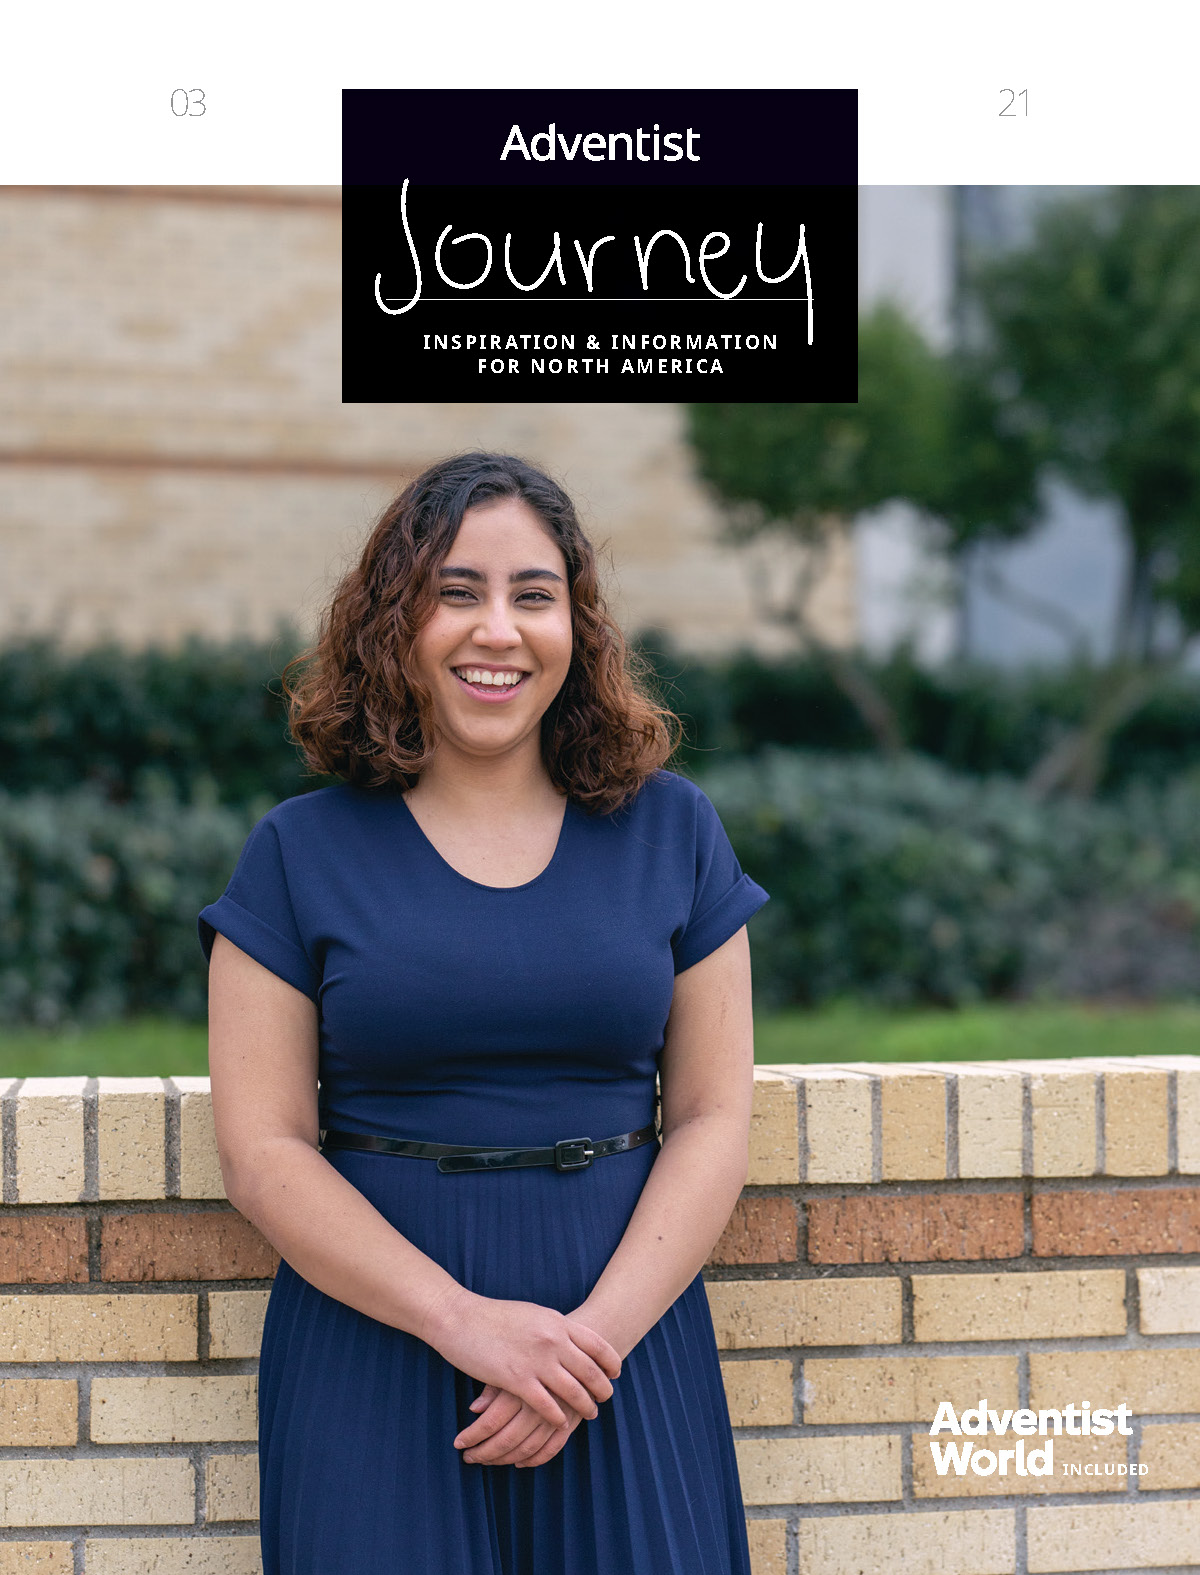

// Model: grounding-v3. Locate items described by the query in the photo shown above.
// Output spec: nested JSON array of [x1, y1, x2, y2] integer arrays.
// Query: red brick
[[708, 1197, 798, 1265], [100, 1210, 279, 1281], [1032, 1186, 1200, 1257], [0, 1215, 89, 1284], [808, 1192, 1023, 1264]]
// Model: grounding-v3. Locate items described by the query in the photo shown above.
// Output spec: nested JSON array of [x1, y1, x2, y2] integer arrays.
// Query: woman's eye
[[440, 587, 553, 604]]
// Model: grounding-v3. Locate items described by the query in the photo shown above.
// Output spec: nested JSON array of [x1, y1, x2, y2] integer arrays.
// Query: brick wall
[[0, 186, 855, 657], [2, 1059, 1199, 1574]]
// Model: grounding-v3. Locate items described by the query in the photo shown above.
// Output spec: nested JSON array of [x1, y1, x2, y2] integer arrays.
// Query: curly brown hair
[[282, 451, 683, 814]]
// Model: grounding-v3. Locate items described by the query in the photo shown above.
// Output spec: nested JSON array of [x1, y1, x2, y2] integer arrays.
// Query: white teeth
[[455, 668, 524, 687]]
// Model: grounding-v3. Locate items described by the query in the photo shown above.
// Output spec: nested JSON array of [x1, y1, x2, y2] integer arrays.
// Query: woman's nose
[[474, 597, 521, 645]]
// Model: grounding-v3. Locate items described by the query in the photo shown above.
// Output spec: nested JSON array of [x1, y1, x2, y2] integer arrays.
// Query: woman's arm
[[453, 924, 754, 1466], [207, 933, 620, 1427]]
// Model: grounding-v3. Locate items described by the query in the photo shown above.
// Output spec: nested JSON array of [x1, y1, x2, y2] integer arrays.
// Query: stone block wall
[[2, 1060, 1199, 1574]]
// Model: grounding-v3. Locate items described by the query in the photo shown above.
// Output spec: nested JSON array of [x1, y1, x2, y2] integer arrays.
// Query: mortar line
[[165, 1077, 182, 1199], [2, 1078, 23, 1205], [82, 1077, 99, 1203], [870, 1074, 883, 1185]]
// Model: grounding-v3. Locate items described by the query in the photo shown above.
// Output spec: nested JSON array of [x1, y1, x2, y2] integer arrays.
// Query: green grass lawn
[[752, 1000, 1200, 1065], [1, 1001, 1198, 1079]]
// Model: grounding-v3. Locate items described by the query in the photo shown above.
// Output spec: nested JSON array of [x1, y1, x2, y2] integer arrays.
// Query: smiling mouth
[[451, 668, 530, 701]]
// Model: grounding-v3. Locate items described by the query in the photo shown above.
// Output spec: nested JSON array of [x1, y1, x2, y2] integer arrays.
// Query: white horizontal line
[[384, 297, 809, 303]]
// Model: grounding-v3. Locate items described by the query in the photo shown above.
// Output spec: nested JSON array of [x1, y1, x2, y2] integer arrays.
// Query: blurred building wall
[[0, 186, 854, 655]]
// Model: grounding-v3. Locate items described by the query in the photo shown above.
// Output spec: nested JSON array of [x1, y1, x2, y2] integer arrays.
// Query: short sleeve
[[198, 814, 320, 1000], [671, 784, 770, 975]]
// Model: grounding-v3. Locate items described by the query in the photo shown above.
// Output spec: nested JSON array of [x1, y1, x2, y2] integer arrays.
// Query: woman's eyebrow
[[438, 566, 565, 585]]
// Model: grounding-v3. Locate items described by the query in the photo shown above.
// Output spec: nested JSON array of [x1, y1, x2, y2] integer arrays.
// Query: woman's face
[[410, 496, 574, 770]]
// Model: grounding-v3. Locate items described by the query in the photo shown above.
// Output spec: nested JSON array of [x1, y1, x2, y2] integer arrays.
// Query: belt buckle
[[554, 1137, 594, 1171]]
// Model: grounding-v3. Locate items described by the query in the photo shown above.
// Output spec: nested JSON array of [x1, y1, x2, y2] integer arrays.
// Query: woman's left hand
[[453, 1304, 618, 1468], [453, 1383, 584, 1468]]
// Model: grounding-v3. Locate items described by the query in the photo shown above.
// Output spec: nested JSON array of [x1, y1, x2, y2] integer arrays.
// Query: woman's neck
[[406, 748, 563, 818]]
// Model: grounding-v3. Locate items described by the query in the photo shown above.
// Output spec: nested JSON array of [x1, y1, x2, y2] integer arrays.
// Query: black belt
[[319, 1120, 659, 1174]]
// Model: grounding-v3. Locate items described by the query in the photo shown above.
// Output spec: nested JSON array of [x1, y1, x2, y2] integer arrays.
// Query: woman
[[200, 451, 769, 1574]]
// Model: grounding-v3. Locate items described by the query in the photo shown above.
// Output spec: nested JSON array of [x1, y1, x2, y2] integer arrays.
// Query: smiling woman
[[198, 452, 769, 1575]]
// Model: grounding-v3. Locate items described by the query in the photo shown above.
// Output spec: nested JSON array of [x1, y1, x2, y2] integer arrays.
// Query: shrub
[[0, 636, 320, 806], [0, 790, 254, 1025], [696, 749, 1200, 1009]]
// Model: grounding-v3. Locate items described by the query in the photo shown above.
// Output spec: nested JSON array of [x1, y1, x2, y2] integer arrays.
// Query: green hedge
[[697, 749, 1200, 1009], [5, 636, 1200, 805], [3, 754, 1200, 1025], [638, 635, 1200, 791], [0, 637, 316, 805], [0, 790, 253, 1025]]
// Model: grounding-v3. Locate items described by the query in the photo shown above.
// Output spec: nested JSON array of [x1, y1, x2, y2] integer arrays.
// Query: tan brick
[[746, 1518, 786, 1575], [1105, 1067, 1169, 1176], [0, 1545, 73, 1574], [205, 1452, 259, 1521], [0, 1379, 77, 1445], [1027, 1499, 1200, 1572], [83, 1537, 262, 1575], [1030, 1348, 1200, 1413], [0, 1216, 88, 1284], [795, 1507, 1015, 1574], [1139, 1422, 1200, 1489], [174, 1079, 226, 1200], [14, 1079, 86, 1204], [709, 1197, 798, 1266], [97, 1077, 167, 1200], [840, 1065, 946, 1181], [1017, 1063, 1097, 1178], [804, 1355, 1018, 1424], [767, 1066, 872, 1184], [91, 1375, 257, 1443], [1138, 1265, 1200, 1333], [721, 1359, 794, 1426], [207, 1289, 270, 1359], [100, 1210, 278, 1282], [913, 1270, 1126, 1342], [952, 1067, 1023, 1180], [707, 1278, 901, 1350], [914, 1427, 1125, 1496], [0, 1457, 193, 1526], [0, 1293, 196, 1361], [808, 1192, 1022, 1265], [737, 1434, 900, 1505], [749, 1069, 800, 1185]]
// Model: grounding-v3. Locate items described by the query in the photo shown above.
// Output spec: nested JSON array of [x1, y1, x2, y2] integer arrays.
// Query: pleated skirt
[[255, 1138, 752, 1575]]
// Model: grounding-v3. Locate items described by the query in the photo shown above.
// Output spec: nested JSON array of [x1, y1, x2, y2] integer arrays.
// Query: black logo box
[[342, 89, 858, 402]]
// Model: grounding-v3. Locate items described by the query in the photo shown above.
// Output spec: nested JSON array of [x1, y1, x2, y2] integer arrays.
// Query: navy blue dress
[[198, 768, 769, 1575]]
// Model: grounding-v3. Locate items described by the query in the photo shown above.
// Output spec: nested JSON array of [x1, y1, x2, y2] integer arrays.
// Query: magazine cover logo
[[929, 1398, 1144, 1479], [342, 89, 857, 400]]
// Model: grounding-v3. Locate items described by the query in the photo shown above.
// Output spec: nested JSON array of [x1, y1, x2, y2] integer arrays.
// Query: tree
[[968, 186, 1200, 794], [689, 187, 1200, 795], [687, 305, 1041, 753]]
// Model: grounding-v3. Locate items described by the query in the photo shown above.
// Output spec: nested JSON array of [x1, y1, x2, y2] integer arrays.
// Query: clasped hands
[[426, 1286, 622, 1470]]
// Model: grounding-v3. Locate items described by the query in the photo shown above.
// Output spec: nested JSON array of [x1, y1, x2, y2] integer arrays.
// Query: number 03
[[170, 89, 206, 117]]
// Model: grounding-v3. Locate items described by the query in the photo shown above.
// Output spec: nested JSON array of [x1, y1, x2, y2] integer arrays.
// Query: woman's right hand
[[420, 1285, 621, 1429]]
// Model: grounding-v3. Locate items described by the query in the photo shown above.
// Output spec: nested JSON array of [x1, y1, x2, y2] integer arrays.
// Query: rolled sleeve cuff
[[672, 875, 770, 975], [198, 895, 320, 1001]]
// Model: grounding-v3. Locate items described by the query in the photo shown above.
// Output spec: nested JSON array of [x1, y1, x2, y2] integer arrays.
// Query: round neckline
[[398, 793, 575, 893]]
